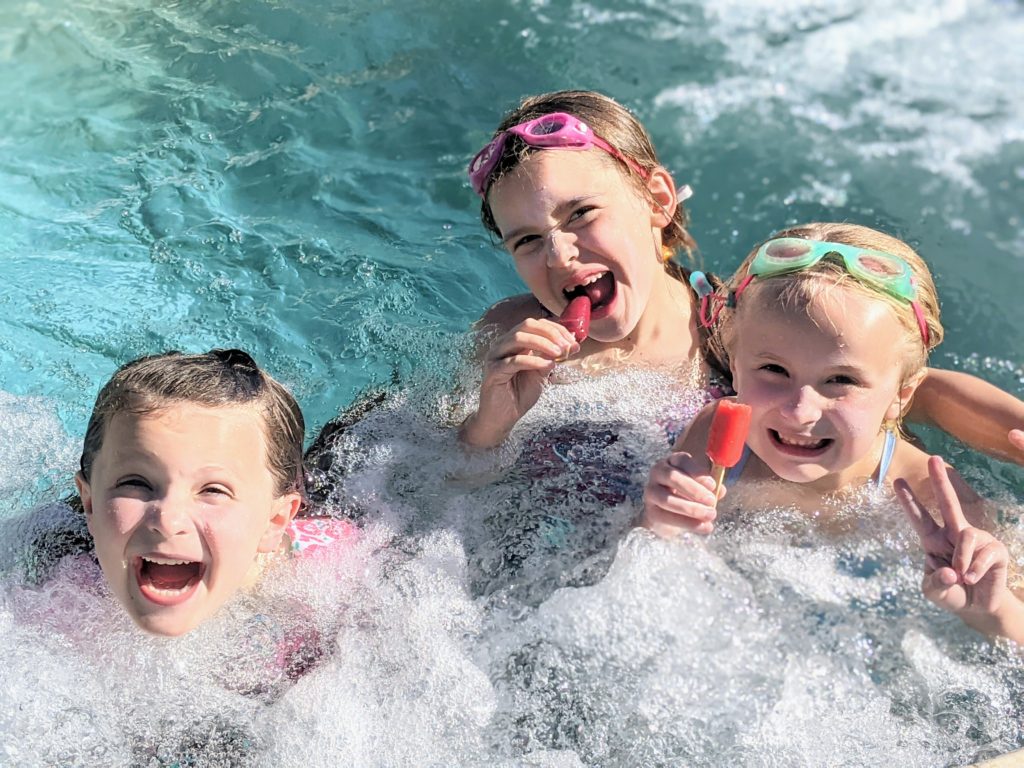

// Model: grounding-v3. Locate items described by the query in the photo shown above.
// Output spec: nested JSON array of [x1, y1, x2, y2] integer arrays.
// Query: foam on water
[[3, 369, 1024, 765], [2, 0, 1023, 763]]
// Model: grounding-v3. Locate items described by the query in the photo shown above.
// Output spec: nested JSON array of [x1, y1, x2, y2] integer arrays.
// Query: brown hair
[[711, 222, 943, 386], [79, 349, 305, 499], [477, 90, 697, 256]]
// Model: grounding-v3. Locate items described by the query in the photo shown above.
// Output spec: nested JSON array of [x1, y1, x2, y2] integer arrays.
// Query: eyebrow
[[500, 195, 601, 247]]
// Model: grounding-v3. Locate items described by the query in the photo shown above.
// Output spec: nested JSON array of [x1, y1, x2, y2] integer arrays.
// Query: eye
[[566, 205, 597, 225], [757, 363, 788, 377], [827, 374, 859, 386], [115, 476, 151, 490], [511, 234, 542, 254], [200, 484, 233, 498]]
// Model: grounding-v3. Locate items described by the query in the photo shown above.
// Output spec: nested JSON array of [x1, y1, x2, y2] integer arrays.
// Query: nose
[[545, 228, 578, 267], [781, 385, 824, 426], [146, 495, 191, 537]]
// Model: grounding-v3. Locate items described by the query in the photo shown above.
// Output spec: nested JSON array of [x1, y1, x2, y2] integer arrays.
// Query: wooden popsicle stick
[[711, 463, 726, 502]]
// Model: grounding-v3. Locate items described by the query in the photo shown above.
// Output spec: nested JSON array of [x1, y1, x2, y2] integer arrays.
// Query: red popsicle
[[706, 399, 752, 498], [558, 294, 591, 343]]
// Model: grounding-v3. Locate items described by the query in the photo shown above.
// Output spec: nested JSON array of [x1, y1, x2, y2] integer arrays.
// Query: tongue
[[144, 562, 200, 591], [578, 272, 614, 307]]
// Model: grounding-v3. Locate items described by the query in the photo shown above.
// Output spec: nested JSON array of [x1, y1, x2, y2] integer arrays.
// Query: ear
[[257, 492, 302, 554], [645, 166, 677, 229], [886, 369, 926, 422], [75, 471, 93, 517]]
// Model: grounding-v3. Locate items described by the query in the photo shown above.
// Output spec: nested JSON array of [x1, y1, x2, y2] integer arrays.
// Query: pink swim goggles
[[467, 112, 645, 197]]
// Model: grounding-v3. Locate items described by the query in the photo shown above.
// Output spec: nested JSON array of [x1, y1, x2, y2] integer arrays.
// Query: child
[[75, 348, 352, 638], [642, 223, 1024, 643], [458, 89, 1024, 462]]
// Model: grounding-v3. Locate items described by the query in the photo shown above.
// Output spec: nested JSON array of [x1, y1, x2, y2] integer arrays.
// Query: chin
[[764, 460, 830, 485]]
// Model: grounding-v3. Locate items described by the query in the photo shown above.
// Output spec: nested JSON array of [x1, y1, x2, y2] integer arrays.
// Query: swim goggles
[[467, 112, 645, 198], [692, 238, 930, 346]]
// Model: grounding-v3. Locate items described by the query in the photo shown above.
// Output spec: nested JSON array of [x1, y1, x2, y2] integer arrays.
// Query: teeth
[[142, 556, 194, 566], [778, 434, 826, 448], [565, 271, 608, 293], [146, 585, 191, 596]]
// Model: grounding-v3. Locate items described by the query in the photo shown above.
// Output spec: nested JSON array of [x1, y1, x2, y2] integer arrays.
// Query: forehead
[[488, 151, 637, 223], [736, 283, 908, 363], [99, 403, 269, 461]]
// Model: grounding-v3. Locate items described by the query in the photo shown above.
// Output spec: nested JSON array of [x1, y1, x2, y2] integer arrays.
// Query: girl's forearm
[[912, 369, 1024, 464]]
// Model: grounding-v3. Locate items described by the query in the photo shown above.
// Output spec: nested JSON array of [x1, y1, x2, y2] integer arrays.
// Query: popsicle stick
[[711, 463, 726, 501]]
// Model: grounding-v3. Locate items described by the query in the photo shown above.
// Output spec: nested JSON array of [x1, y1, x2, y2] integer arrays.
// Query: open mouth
[[134, 556, 205, 606], [769, 429, 832, 456], [563, 271, 616, 313]]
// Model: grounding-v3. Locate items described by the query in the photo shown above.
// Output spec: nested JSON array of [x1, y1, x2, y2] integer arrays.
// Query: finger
[[521, 318, 580, 350], [643, 503, 716, 536], [927, 456, 969, 533], [487, 331, 572, 364], [658, 455, 719, 507], [922, 569, 965, 611], [951, 527, 978, 578], [963, 538, 1008, 586], [1009, 429, 1024, 458], [484, 354, 558, 380], [644, 484, 719, 522], [893, 477, 938, 540], [926, 566, 961, 590]]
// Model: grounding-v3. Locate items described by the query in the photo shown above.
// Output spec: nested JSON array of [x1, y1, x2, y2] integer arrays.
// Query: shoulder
[[475, 293, 548, 333], [890, 441, 989, 527], [674, 399, 719, 454]]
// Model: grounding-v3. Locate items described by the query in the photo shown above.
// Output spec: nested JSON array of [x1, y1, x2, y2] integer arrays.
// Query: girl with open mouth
[[643, 222, 1024, 644]]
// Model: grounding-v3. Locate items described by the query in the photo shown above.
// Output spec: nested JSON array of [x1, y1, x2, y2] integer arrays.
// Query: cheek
[[92, 500, 146, 537], [203, 508, 266, 560], [833, 396, 890, 438]]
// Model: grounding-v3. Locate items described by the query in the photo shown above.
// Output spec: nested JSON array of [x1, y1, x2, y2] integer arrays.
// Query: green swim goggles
[[694, 238, 930, 346]]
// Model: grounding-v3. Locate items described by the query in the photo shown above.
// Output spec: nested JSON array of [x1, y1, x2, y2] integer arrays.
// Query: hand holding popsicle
[[706, 400, 752, 498], [643, 399, 751, 538]]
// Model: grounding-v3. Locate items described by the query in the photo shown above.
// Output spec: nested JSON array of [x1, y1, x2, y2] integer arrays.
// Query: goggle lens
[[525, 116, 569, 136], [763, 239, 813, 262], [854, 253, 904, 277]]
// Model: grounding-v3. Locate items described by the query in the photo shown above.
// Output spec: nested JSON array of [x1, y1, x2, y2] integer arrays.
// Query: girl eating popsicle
[[642, 222, 1024, 643]]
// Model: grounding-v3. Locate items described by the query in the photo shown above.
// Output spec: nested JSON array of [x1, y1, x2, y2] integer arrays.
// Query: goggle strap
[[912, 301, 931, 348], [733, 274, 755, 303], [589, 135, 647, 179]]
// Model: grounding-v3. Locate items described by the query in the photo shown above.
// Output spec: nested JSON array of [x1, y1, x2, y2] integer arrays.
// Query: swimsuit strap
[[875, 429, 898, 487], [724, 445, 751, 487]]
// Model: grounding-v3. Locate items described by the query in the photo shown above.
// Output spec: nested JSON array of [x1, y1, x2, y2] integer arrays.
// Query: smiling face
[[487, 150, 674, 343], [77, 403, 300, 636], [729, 281, 922, 491]]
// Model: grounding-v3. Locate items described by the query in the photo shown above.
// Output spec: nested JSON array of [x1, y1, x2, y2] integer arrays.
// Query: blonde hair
[[712, 223, 943, 387], [477, 90, 697, 257]]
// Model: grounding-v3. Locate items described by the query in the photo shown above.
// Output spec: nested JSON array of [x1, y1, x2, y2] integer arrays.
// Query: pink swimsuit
[[286, 516, 357, 556]]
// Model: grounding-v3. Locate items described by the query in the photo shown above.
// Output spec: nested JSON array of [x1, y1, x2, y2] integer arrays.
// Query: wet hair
[[477, 90, 697, 256], [711, 222, 943, 387], [79, 349, 305, 499]]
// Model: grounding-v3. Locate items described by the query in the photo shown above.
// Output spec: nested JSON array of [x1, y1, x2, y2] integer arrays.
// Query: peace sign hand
[[895, 456, 1024, 642]]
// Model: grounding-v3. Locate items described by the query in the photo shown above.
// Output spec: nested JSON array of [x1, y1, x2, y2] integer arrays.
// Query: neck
[[611, 265, 699, 366]]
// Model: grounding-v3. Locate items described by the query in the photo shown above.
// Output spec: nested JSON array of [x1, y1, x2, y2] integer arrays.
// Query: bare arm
[[909, 369, 1024, 465]]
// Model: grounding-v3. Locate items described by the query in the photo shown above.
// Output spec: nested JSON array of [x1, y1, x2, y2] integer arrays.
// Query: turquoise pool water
[[2, 1, 1024, 765]]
